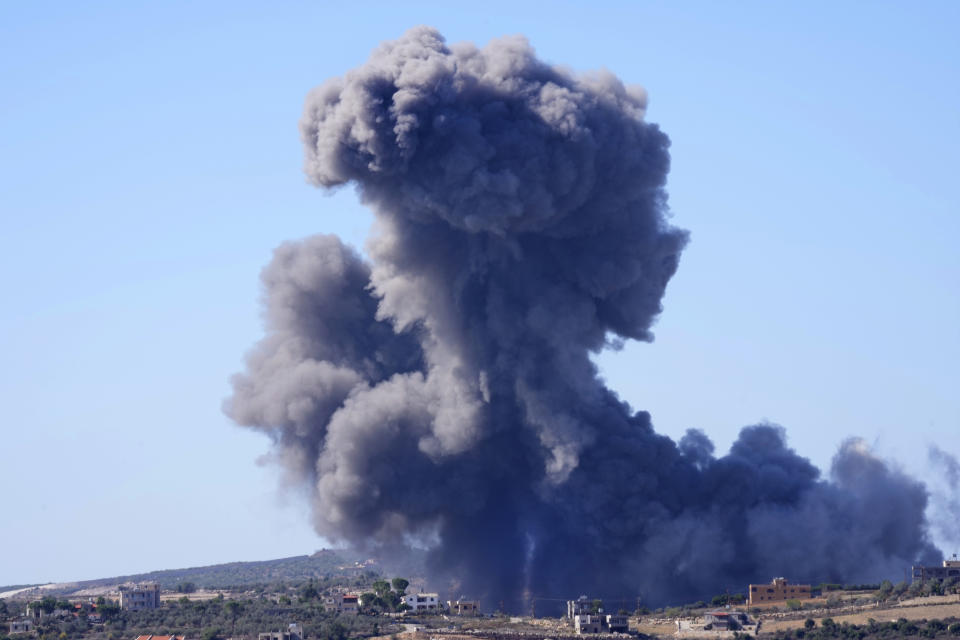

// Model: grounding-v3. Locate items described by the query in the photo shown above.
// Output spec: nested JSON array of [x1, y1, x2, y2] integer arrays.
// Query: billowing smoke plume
[[227, 27, 941, 607], [929, 446, 960, 551]]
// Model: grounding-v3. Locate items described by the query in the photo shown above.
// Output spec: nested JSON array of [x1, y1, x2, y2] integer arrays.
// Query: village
[[4, 557, 960, 640]]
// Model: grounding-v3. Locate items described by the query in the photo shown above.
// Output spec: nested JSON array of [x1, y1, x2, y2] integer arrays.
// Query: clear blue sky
[[2, 1, 957, 586]]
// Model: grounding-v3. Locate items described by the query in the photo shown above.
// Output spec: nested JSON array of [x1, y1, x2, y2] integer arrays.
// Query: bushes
[[785, 616, 960, 640]]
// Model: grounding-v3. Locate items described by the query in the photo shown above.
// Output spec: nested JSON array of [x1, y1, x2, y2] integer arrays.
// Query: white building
[[120, 583, 160, 611], [402, 592, 441, 613], [259, 623, 303, 640]]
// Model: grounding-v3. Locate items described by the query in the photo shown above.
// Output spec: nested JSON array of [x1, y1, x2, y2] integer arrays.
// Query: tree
[[36, 597, 58, 614], [372, 580, 391, 598], [875, 580, 893, 599], [391, 578, 409, 596], [225, 601, 241, 636], [804, 619, 816, 630], [98, 601, 120, 621], [201, 628, 223, 640], [786, 600, 802, 611], [591, 599, 603, 615], [299, 584, 319, 601]]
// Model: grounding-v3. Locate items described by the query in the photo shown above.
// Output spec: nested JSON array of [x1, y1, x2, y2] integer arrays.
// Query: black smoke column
[[227, 27, 942, 608]]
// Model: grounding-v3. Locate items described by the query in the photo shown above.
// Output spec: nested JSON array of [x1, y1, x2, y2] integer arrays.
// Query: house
[[447, 599, 480, 616], [677, 611, 759, 637], [912, 556, 960, 584], [323, 593, 359, 615], [606, 614, 629, 633], [258, 623, 303, 640], [574, 614, 606, 635], [704, 611, 752, 629], [120, 584, 160, 611], [567, 595, 593, 620], [9, 619, 34, 634], [748, 578, 811, 605], [568, 597, 628, 634], [401, 592, 440, 613]]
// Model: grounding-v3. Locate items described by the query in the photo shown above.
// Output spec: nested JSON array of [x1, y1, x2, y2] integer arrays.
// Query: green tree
[[299, 584, 318, 601], [36, 597, 58, 614], [786, 600, 802, 611], [201, 628, 223, 640], [176, 582, 197, 594], [98, 601, 120, 621], [225, 601, 241, 635], [804, 619, 816, 630], [372, 580, 391, 598], [591, 599, 603, 615], [391, 578, 409, 596], [875, 580, 893, 599]]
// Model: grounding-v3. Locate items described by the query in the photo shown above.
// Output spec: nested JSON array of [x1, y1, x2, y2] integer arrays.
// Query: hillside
[[0, 549, 383, 598]]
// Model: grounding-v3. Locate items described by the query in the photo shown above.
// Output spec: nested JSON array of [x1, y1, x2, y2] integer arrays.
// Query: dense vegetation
[[770, 617, 960, 640], [0, 595, 383, 640], [0, 552, 387, 597], [71, 553, 371, 592]]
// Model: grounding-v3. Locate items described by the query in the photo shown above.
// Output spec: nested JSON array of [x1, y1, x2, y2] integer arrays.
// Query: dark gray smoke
[[227, 27, 941, 608], [929, 445, 960, 551]]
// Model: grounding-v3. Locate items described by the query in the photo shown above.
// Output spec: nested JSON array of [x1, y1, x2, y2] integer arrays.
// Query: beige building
[[323, 593, 359, 615], [447, 599, 480, 615], [912, 556, 960, 584], [748, 577, 811, 605], [120, 584, 160, 611]]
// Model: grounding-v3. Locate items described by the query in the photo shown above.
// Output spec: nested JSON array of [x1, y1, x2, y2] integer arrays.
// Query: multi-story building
[[748, 577, 811, 605], [447, 599, 480, 616], [567, 596, 627, 634], [259, 623, 303, 640], [323, 593, 359, 615], [401, 592, 441, 613], [120, 583, 160, 611], [605, 614, 629, 633], [566, 595, 593, 620], [912, 556, 960, 584]]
